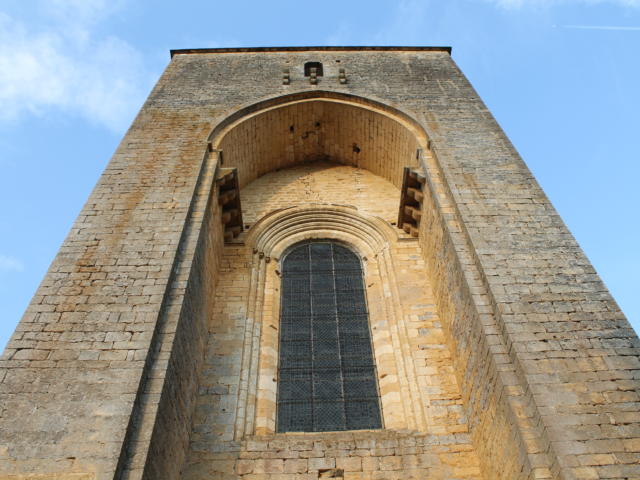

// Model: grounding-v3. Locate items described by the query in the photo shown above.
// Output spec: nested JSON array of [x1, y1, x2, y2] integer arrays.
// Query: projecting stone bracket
[[309, 66, 318, 84], [282, 63, 346, 85], [398, 165, 426, 237], [338, 68, 347, 84], [216, 167, 243, 242]]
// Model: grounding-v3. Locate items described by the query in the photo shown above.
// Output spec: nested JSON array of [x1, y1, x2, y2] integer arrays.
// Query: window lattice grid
[[276, 241, 382, 432]]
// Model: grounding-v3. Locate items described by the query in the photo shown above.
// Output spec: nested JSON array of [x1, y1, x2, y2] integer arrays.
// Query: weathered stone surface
[[1, 47, 637, 480]]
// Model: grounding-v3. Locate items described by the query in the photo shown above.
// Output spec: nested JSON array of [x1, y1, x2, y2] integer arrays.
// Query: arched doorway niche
[[208, 91, 430, 189]]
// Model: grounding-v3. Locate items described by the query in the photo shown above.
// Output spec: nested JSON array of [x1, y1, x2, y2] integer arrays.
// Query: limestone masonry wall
[[0, 48, 637, 480]]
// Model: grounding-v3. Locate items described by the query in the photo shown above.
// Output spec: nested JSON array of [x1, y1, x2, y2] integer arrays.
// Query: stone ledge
[[170, 46, 452, 58]]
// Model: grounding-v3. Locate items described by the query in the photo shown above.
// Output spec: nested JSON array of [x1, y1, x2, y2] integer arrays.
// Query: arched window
[[276, 241, 382, 432]]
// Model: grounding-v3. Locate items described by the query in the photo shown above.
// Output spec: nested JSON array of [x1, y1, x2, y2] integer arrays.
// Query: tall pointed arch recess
[[205, 92, 436, 438], [184, 87, 543, 480]]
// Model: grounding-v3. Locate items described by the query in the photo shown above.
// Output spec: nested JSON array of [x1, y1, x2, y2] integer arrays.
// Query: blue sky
[[1, 0, 639, 349]]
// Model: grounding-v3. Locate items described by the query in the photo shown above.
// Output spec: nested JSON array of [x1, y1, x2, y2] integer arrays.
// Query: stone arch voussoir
[[207, 90, 431, 149]]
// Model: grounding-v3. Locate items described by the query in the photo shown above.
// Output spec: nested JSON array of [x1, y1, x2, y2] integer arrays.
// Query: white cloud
[[484, 0, 640, 8], [43, 0, 125, 24], [561, 24, 640, 29], [0, 255, 24, 272], [0, 1, 153, 133]]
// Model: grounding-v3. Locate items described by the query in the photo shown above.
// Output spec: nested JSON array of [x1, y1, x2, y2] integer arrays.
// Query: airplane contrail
[[561, 24, 640, 30]]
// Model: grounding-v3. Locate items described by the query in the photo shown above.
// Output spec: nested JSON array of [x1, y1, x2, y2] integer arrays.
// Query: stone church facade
[[1, 47, 638, 480]]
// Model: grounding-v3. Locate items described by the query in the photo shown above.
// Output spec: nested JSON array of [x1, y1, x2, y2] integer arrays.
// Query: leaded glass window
[[276, 241, 382, 432]]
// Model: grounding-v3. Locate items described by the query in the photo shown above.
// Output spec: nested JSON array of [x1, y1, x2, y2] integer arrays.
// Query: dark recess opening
[[304, 62, 324, 77]]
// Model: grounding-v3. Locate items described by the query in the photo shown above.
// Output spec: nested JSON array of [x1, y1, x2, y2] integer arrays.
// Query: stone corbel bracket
[[309, 66, 318, 85], [397, 164, 425, 237], [338, 68, 347, 84], [216, 167, 243, 242]]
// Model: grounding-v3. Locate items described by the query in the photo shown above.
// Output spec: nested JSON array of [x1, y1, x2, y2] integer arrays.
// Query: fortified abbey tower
[[1, 47, 638, 480]]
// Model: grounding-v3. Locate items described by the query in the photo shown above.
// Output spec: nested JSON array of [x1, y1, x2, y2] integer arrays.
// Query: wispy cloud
[[561, 24, 640, 29], [0, 0, 154, 133], [484, 0, 640, 8], [373, 0, 429, 44], [0, 255, 24, 272], [325, 0, 431, 46], [43, 0, 126, 24]]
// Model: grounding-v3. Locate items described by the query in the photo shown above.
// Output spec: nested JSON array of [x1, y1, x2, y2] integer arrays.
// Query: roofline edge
[[169, 46, 452, 58]]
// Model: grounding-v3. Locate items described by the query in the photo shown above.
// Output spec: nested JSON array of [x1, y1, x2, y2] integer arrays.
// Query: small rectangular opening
[[304, 62, 324, 76]]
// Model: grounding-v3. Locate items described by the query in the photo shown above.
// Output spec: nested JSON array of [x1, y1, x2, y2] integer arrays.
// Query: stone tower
[[1, 47, 638, 480]]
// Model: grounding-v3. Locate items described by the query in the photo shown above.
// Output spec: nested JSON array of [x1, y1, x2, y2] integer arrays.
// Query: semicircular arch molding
[[208, 90, 431, 147], [208, 91, 431, 190], [247, 205, 399, 261]]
